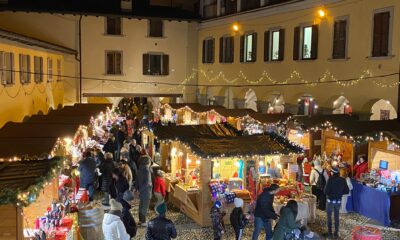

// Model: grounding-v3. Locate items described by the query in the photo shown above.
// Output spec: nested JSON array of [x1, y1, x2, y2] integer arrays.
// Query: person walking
[[100, 152, 115, 206], [146, 202, 177, 240], [252, 184, 280, 240], [102, 199, 131, 240], [153, 170, 166, 205], [310, 160, 329, 210], [230, 198, 248, 240], [128, 139, 140, 181], [324, 167, 350, 239], [210, 200, 225, 240], [78, 150, 97, 201], [136, 152, 153, 226], [272, 200, 303, 240], [103, 134, 117, 161], [109, 168, 130, 202], [120, 159, 133, 189]]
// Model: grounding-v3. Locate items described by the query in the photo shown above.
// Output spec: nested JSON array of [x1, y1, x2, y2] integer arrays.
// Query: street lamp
[[232, 23, 239, 32], [318, 9, 326, 18]]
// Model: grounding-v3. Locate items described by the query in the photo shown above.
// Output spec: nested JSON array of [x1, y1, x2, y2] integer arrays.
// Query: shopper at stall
[[136, 152, 153, 226], [110, 168, 130, 202], [100, 153, 115, 206], [120, 159, 133, 189], [210, 200, 226, 240], [120, 199, 137, 238], [310, 160, 329, 210], [153, 170, 166, 205], [102, 199, 131, 240], [272, 200, 303, 240], [339, 169, 353, 214], [324, 167, 350, 239], [354, 156, 368, 180], [267, 161, 282, 179], [146, 202, 177, 240], [252, 184, 280, 240], [133, 129, 142, 146], [230, 198, 248, 240], [78, 150, 97, 202]]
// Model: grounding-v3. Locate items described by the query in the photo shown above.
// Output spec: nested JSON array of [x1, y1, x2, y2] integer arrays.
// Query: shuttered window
[[240, 32, 257, 62], [47, 57, 53, 82], [19, 54, 30, 84], [106, 51, 122, 75], [332, 19, 347, 59], [219, 36, 234, 63], [293, 25, 318, 60], [202, 38, 215, 63], [143, 53, 169, 75], [149, 19, 163, 37], [56, 59, 62, 81], [264, 29, 285, 61], [34, 56, 43, 83], [372, 11, 390, 57], [0, 52, 14, 85], [106, 17, 122, 35]]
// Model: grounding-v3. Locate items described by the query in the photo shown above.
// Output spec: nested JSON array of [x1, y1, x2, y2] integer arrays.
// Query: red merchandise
[[352, 226, 381, 240], [354, 162, 368, 180], [154, 176, 166, 198]]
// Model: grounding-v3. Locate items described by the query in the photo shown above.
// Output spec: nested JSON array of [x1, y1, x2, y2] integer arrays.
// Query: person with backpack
[[310, 160, 329, 210], [230, 198, 249, 240]]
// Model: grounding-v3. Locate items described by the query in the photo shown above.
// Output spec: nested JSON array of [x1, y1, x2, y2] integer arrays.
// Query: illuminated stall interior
[[159, 103, 226, 125]]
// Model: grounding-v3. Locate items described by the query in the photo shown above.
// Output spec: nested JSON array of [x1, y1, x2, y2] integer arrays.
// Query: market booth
[[159, 103, 225, 125]]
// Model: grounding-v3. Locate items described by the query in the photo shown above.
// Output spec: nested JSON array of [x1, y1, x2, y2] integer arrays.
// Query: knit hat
[[331, 167, 339, 174], [155, 202, 167, 215], [234, 198, 244, 208], [268, 184, 280, 192], [110, 199, 123, 211], [214, 200, 222, 209]]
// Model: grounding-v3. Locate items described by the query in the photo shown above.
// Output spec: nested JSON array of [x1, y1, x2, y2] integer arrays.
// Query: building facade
[[197, 0, 400, 119]]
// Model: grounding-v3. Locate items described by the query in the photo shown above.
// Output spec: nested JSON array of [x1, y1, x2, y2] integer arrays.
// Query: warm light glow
[[314, 105, 319, 109], [386, 100, 391, 104], [64, 137, 72, 145], [318, 9, 326, 18], [214, 161, 220, 167], [235, 161, 240, 167], [277, 163, 282, 169], [171, 148, 177, 156], [186, 158, 192, 164], [332, 160, 338, 166], [259, 161, 264, 166], [232, 23, 239, 32], [196, 160, 201, 165], [179, 152, 184, 156]]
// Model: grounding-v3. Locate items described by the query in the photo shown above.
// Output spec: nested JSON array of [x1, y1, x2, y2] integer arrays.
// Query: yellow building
[[197, 0, 400, 119], [0, 28, 76, 127]]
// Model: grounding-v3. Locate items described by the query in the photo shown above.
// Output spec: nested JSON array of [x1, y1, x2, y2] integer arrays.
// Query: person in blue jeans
[[324, 167, 349, 239], [252, 184, 280, 240]]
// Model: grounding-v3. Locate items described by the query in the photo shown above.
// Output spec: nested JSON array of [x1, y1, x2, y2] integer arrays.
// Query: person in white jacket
[[310, 160, 329, 210], [103, 199, 131, 240], [339, 169, 353, 213]]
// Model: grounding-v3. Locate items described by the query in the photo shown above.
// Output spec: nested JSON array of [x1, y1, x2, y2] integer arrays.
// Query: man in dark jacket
[[103, 134, 117, 161], [128, 139, 140, 182], [252, 184, 280, 240], [115, 124, 126, 161], [121, 199, 137, 238], [324, 167, 350, 239], [109, 168, 130, 202], [78, 150, 97, 201], [99, 152, 115, 206], [146, 202, 177, 240], [135, 153, 153, 226]]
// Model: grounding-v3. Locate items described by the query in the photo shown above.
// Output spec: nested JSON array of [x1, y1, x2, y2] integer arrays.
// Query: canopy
[[249, 113, 292, 124], [164, 103, 225, 113]]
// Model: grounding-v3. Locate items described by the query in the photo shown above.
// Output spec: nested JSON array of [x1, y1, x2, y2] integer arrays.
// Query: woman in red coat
[[354, 157, 368, 180], [154, 170, 166, 204]]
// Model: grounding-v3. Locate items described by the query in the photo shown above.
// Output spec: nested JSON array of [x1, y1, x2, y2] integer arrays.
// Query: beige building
[[197, 0, 400, 119]]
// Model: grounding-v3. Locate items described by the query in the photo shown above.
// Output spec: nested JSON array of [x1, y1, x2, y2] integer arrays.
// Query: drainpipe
[[78, 15, 83, 103]]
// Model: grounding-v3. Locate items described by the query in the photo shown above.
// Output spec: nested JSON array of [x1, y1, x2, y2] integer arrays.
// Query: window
[[47, 57, 53, 82], [106, 17, 122, 35], [241, 0, 260, 11], [219, 36, 234, 63], [264, 29, 285, 61], [221, 0, 237, 15], [56, 59, 61, 81], [143, 53, 169, 75], [372, 10, 391, 57], [106, 51, 122, 75], [293, 25, 318, 60], [202, 38, 215, 63], [34, 56, 43, 83], [0, 52, 14, 85], [240, 32, 257, 62], [332, 18, 348, 59], [19, 54, 30, 84], [149, 19, 163, 37]]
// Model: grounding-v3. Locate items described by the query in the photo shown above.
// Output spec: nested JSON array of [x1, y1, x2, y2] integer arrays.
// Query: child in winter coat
[[230, 198, 248, 240], [210, 200, 226, 240]]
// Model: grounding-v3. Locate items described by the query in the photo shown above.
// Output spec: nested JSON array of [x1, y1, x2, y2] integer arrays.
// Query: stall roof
[[0, 137, 58, 159], [249, 113, 292, 124], [214, 108, 257, 118], [0, 122, 80, 139], [153, 123, 241, 140], [164, 103, 226, 113], [49, 103, 111, 116], [27, 115, 93, 125]]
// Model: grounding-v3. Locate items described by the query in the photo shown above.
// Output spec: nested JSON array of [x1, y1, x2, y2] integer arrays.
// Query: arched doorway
[[297, 94, 317, 116], [370, 99, 397, 120], [244, 88, 257, 111], [332, 96, 352, 114]]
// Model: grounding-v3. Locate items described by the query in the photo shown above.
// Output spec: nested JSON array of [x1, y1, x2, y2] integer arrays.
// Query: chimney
[[121, 0, 132, 12]]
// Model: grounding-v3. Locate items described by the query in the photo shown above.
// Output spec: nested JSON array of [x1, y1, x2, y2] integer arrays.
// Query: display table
[[347, 179, 390, 226], [274, 200, 309, 224]]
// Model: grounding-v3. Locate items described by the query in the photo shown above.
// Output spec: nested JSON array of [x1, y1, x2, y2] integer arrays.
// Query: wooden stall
[[159, 103, 226, 125]]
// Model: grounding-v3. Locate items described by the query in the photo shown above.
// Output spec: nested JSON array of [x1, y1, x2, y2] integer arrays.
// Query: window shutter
[[372, 13, 382, 57], [278, 29, 285, 61], [310, 24, 319, 59], [240, 35, 244, 62], [202, 40, 206, 63], [116, 18, 121, 35], [333, 20, 347, 59], [10, 53, 14, 84], [210, 39, 215, 63], [162, 54, 169, 75], [116, 53, 122, 74], [380, 12, 390, 56], [251, 32, 257, 62], [332, 21, 340, 58], [219, 37, 224, 63], [228, 37, 234, 62], [293, 26, 300, 60], [19, 54, 24, 83], [142, 54, 149, 75], [264, 31, 270, 62], [27, 55, 31, 82]]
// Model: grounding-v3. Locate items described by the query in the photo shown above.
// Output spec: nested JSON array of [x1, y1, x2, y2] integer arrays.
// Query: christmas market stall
[[243, 112, 292, 135], [210, 108, 256, 130], [158, 103, 225, 125]]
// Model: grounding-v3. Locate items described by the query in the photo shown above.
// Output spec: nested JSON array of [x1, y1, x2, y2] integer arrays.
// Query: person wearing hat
[[145, 202, 177, 240], [230, 198, 248, 240], [210, 200, 226, 240], [252, 184, 280, 240], [102, 199, 130, 240], [324, 167, 349, 239]]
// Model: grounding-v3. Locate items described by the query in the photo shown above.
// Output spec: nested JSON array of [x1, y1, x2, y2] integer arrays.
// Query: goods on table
[[352, 226, 382, 240]]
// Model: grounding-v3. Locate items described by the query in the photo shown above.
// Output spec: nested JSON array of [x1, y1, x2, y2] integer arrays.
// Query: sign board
[[314, 140, 322, 146]]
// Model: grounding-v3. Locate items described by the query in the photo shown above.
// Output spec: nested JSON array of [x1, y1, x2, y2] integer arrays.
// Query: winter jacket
[[254, 188, 278, 220], [95, 152, 105, 167], [78, 157, 97, 186], [128, 146, 140, 178], [109, 175, 130, 201], [103, 139, 117, 155], [116, 130, 126, 150], [210, 206, 225, 238], [154, 176, 166, 198], [310, 166, 329, 186], [145, 215, 177, 240], [120, 199, 137, 238], [102, 213, 130, 240], [99, 159, 115, 192], [324, 174, 350, 201], [272, 207, 301, 240], [230, 207, 247, 230], [136, 156, 153, 200], [354, 161, 368, 180]]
